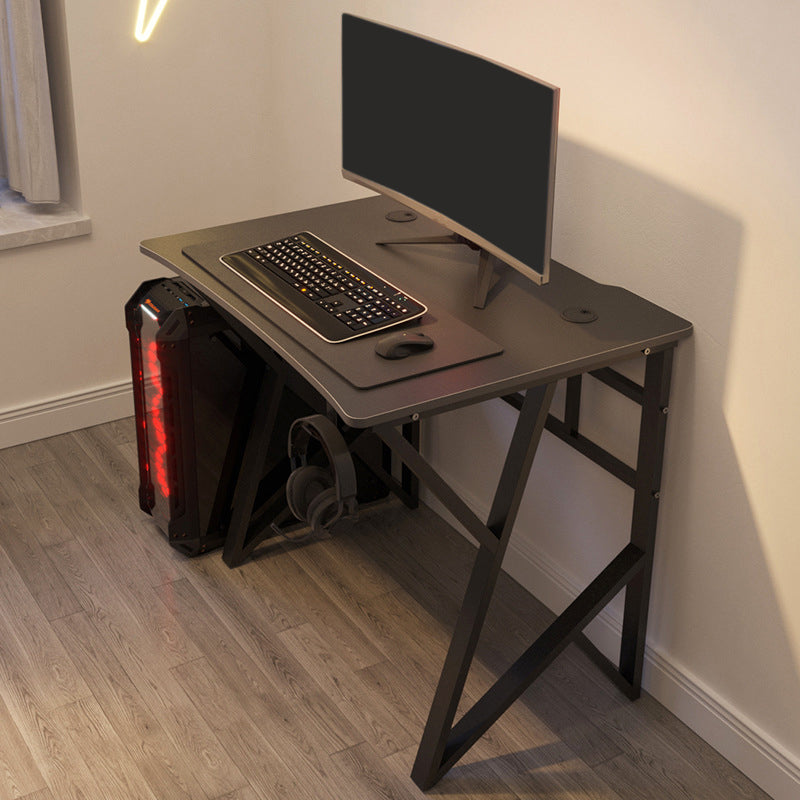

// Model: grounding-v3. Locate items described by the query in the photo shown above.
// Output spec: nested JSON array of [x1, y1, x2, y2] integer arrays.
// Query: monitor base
[[376, 233, 498, 308]]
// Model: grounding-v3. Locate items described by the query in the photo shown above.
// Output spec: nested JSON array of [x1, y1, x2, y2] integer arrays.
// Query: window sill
[[0, 182, 91, 251]]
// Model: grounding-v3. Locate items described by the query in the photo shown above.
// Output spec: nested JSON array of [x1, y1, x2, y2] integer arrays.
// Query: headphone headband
[[288, 414, 357, 508]]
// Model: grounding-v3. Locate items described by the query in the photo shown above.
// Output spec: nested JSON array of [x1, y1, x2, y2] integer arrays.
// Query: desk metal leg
[[377, 347, 677, 789], [376, 382, 557, 789], [619, 347, 673, 695], [222, 358, 290, 567], [515, 346, 676, 700], [401, 420, 420, 508]]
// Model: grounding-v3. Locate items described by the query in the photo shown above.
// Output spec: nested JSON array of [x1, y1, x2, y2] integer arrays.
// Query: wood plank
[[384, 744, 523, 800], [185, 546, 308, 634], [25, 458, 79, 508], [363, 508, 628, 773], [41, 528, 242, 795], [353, 614, 599, 798], [172, 656, 342, 800], [162, 577, 362, 757], [329, 741, 424, 800], [357, 658, 429, 734], [290, 518, 401, 604], [52, 695, 160, 800], [46, 533, 200, 672], [0, 693, 47, 798], [181, 557, 361, 751], [53, 489, 185, 589], [462, 733, 621, 800], [71, 423, 142, 498], [17, 789, 56, 800], [208, 786, 264, 800], [36, 433, 186, 585], [298, 508, 635, 798], [0, 437, 55, 472], [116, 437, 142, 473], [346, 501, 467, 618], [103, 417, 138, 444], [52, 610, 246, 800], [250, 544, 387, 671], [0, 452, 73, 549], [628, 694, 773, 799], [345, 586, 492, 707], [9, 487, 74, 549], [0, 546, 90, 712], [595, 752, 699, 800], [0, 502, 82, 621], [349, 499, 632, 779], [0, 687, 106, 800], [515, 663, 623, 768], [279, 621, 417, 757]]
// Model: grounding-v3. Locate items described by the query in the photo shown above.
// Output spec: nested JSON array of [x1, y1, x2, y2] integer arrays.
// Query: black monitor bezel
[[341, 14, 559, 287]]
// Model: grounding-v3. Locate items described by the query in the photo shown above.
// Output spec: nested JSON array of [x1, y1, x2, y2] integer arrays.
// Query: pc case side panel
[[154, 312, 197, 547], [154, 304, 243, 555], [184, 325, 249, 553]]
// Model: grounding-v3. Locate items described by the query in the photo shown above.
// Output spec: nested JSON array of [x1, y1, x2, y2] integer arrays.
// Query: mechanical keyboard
[[219, 232, 427, 343]]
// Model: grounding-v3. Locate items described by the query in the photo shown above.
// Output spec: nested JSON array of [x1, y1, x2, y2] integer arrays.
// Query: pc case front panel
[[126, 279, 246, 555]]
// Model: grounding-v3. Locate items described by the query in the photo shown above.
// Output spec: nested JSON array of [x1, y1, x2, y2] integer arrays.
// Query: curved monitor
[[341, 14, 559, 287]]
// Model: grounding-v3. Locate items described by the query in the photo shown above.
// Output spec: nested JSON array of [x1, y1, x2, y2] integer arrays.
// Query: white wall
[[0, 0, 366, 430], [1, 1, 797, 797]]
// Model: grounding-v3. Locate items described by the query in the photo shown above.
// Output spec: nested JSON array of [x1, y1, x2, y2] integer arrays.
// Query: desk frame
[[381, 346, 672, 788], [217, 329, 674, 789], [139, 195, 688, 790]]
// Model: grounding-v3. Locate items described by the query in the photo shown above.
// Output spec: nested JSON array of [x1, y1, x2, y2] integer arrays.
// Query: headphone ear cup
[[286, 465, 334, 522], [306, 486, 341, 535]]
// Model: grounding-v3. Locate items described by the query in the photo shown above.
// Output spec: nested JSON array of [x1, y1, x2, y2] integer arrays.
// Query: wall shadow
[[551, 136, 800, 759], [424, 135, 800, 780]]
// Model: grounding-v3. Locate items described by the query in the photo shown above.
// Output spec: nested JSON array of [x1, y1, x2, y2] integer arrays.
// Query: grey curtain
[[0, 0, 59, 203]]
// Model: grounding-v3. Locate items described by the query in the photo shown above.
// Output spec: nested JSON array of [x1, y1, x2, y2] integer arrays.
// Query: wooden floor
[[0, 418, 772, 800]]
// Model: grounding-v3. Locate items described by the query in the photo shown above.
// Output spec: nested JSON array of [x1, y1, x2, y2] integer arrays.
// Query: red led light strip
[[145, 340, 170, 498]]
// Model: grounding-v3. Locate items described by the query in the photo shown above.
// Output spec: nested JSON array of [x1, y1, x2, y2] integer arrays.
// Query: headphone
[[286, 414, 358, 535]]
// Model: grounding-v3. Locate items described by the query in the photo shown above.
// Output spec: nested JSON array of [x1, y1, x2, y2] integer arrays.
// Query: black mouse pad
[[182, 241, 503, 389], [315, 310, 503, 388]]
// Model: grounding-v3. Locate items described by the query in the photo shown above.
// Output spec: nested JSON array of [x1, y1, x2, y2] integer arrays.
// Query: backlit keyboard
[[220, 232, 426, 343]]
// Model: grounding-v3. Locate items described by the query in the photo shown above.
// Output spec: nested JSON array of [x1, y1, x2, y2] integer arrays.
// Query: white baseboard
[[644, 646, 800, 800], [422, 480, 800, 800], [0, 381, 134, 450]]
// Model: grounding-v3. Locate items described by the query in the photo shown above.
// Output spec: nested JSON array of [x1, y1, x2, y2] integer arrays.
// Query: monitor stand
[[376, 233, 499, 309]]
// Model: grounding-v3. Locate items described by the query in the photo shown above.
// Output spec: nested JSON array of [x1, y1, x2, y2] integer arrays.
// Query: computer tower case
[[125, 278, 254, 554], [126, 278, 390, 556]]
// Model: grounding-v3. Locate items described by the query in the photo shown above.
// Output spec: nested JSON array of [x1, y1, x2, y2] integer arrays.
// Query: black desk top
[[141, 196, 692, 427]]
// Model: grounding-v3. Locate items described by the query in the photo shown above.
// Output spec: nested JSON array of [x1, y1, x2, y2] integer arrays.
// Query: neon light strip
[[145, 341, 171, 498], [135, 0, 170, 42]]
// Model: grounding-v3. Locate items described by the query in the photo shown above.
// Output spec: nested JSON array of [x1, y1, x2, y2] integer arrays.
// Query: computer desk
[[141, 195, 692, 790]]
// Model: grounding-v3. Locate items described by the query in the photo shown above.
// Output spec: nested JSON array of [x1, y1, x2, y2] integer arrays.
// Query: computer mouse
[[375, 331, 435, 359]]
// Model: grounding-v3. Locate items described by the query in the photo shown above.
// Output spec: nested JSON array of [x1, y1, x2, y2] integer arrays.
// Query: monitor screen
[[342, 14, 559, 286]]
